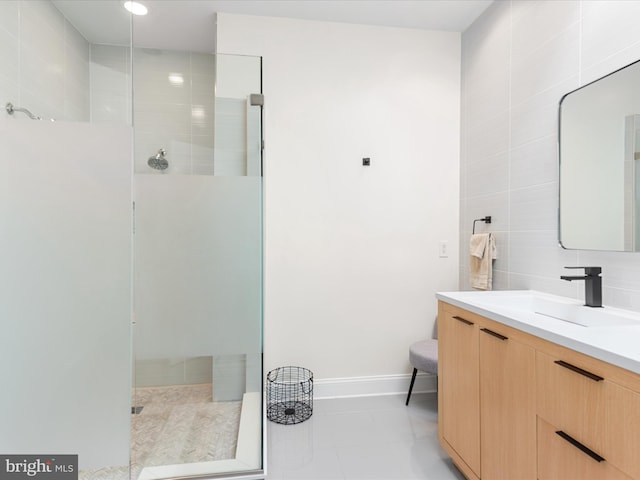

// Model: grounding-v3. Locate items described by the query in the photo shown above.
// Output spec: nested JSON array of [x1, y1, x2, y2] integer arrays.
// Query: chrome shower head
[[148, 148, 168, 171]]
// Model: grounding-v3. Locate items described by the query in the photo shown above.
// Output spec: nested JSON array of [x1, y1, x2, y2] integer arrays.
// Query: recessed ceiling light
[[124, 1, 148, 16]]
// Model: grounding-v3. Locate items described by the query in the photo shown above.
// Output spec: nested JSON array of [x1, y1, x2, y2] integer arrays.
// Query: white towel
[[470, 233, 497, 290]]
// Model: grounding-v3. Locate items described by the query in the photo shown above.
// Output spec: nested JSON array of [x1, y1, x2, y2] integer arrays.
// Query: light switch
[[439, 241, 448, 258]]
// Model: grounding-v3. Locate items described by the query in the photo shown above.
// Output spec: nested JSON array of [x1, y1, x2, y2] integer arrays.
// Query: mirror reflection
[[559, 58, 640, 251]]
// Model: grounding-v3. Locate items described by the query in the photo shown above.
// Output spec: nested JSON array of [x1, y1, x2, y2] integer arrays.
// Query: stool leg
[[406, 368, 418, 406]]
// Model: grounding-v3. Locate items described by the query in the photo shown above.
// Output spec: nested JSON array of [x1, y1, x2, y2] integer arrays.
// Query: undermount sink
[[469, 291, 640, 328]]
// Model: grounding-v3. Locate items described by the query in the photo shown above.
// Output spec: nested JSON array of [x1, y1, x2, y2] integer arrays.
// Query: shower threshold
[[137, 391, 263, 480]]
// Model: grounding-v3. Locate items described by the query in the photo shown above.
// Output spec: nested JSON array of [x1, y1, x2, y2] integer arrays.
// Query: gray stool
[[405, 339, 438, 405]]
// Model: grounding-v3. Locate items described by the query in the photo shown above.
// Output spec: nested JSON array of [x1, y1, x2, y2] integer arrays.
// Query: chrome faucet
[[560, 266, 602, 308]]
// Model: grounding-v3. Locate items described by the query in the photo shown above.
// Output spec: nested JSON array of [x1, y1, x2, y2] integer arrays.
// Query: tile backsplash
[[461, 0, 640, 310]]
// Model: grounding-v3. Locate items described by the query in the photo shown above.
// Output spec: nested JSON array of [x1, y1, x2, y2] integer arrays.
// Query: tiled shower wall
[[133, 48, 217, 175], [461, 0, 640, 310], [0, 1, 225, 175], [0, 0, 90, 122]]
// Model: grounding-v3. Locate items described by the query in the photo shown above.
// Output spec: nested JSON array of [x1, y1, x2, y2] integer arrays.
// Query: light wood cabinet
[[479, 324, 536, 479], [438, 305, 480, 479], [438, 302, 536, 480], [438, 300, 640, 480], [537, 344, 640, 479]]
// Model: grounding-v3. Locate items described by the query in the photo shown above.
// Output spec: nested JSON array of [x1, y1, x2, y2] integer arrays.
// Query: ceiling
[[53, 0, 493, 52]]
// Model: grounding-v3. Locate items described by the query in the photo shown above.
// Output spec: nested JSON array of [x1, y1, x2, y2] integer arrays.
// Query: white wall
[[461, 0, 640, 310], [217, 14, 461, 380]]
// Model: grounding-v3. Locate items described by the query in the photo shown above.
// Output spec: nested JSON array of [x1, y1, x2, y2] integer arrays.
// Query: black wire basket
[[266, 366, 313, 425]]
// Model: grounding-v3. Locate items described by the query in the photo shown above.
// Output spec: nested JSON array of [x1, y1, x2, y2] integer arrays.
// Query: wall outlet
[[439, 241, 448, 258]]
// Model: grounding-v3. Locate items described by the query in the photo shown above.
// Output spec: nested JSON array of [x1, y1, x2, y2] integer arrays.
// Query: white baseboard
[[313, 373, 437, 399]]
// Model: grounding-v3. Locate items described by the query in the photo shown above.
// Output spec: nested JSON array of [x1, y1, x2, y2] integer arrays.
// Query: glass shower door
[[131, 51, 263, 479], [0, 2, 133, 478]]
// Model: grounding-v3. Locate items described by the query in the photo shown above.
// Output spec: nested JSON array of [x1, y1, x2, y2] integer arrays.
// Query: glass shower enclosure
[[0, 1, 264, 479]]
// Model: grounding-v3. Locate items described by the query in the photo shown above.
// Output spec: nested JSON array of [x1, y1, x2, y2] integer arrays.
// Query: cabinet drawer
[[538, 417, 631, 480], [537, 351, 607, 455]]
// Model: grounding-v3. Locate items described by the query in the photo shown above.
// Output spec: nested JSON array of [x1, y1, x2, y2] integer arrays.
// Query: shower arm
[[6, 102, 42, 120]]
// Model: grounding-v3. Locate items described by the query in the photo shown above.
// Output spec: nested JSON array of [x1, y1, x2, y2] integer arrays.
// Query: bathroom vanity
[[436, 291, 640, 480]]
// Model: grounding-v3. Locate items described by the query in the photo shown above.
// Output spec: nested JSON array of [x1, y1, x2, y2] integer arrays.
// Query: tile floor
[[266, 392, 466, 480]]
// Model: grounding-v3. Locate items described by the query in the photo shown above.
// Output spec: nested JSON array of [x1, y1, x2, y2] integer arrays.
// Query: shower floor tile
[[79, 384, 242, 480], [131, 384, 242, 477]]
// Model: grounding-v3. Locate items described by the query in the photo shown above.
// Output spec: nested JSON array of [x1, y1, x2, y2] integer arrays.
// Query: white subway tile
[[18, 88, 59, 122], [511, 23, 579, 106], [462, 0, 511, 67], [461, 191, 509, 236], [509, 183, 558, 232], [133, 48, 191, 73], [601, 287, 640, 311], [91, 44, 130, 71], [465, 110, 509, 161], [510, 76, 577, 148], [0, 1, 19, 41], [0, 27, 19, 86], [90, 95, 130, 125], [465, 152, 509, 198], [511, 0, 579, 62], [508, 272, 579, 298], [192, 163, 215, 176], [510, 135, 557, 190], [91, 63, 130, 97], [0, 76, 19, 113], [191, 52, 216, 76], [20, 1, 64, 66], [22, 0, 64, 37], [577, 250, 640, 291], [509, 230, 575, 277], [64, 20, 89, 63], [192, 135, 215, 167], [463, 67, 509, 126], [20, 45, 64, 115], [581, 48, 640, 86], [581, 1, 640, 71], [191, 73, 216, 105], [133, 101, 191, 135]]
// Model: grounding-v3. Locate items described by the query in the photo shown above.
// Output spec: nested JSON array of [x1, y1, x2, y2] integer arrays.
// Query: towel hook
[[472, 216, 492, 234]]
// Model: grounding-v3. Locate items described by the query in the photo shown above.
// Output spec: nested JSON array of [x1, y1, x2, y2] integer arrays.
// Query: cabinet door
[[479, 325, 536, 480], [439, 306, 480, 477]]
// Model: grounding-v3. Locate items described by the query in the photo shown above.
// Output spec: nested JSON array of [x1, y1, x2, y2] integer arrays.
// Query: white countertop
[[436, 290, 640, 375]]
